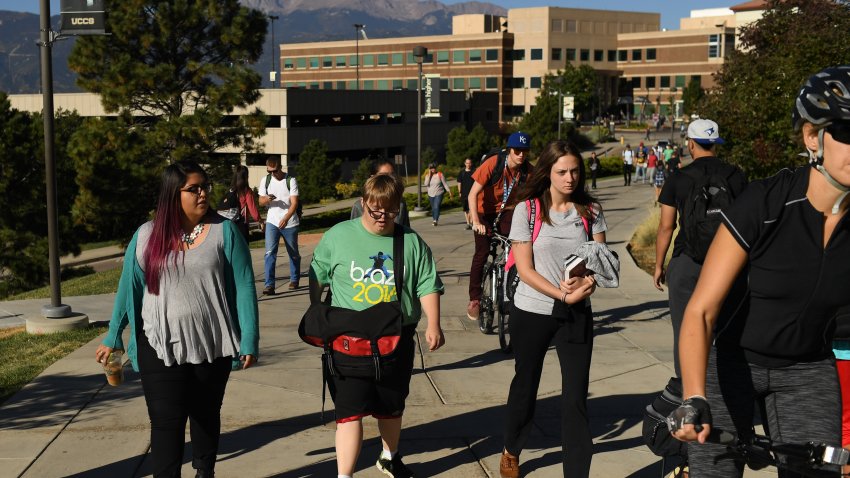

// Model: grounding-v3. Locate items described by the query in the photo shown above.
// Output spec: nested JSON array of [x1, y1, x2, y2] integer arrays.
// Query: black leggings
[[137, 332, 232, 477], [688, 348, 841, 478], [503, 305, 594, 477]]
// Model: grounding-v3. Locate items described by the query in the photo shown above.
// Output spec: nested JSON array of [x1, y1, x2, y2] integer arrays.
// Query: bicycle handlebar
[[701, 426, 850, 467]]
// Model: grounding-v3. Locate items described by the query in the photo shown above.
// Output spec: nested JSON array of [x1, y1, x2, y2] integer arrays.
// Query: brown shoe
[[466, 300, 480, 321], [499, 450, 519, 478], [262, 286, 275, 295], [288, 282, 299, 290]]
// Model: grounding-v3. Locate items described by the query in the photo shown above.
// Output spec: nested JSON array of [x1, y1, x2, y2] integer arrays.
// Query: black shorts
[[328, 324, 417, 423], [462, 193, 470, 212]]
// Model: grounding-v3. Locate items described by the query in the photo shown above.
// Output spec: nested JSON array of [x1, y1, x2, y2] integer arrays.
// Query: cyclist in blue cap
[[466, 131, 533, 321]]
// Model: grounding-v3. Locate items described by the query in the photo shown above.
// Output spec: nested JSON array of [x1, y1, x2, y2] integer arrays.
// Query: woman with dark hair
[[219, 164, 261, 241], [424, 162, 453, 226], [499, 140, 607, 478], [95, 160, 259, 478]]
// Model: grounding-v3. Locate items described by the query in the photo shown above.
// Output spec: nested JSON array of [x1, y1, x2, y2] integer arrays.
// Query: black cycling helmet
[[792, 65, 850, 131]]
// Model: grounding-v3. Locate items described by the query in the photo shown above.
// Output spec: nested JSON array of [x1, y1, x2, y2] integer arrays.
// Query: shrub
[[335, 182, 360, 199]]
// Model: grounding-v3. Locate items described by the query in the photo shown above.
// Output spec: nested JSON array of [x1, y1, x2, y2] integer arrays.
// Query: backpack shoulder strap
[[265, 173, 272, 191], [392, 226, 404, 303], [486, 150, 508, 187], [581, 204, 592, 238], [286, 174, 293, 190], [530, 198, 543, 243]]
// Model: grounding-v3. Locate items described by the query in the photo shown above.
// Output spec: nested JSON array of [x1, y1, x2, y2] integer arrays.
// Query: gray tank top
[[137, 221, 240, 366]]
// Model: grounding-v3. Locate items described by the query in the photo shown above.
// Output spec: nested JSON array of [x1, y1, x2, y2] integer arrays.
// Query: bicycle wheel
[[479, 262, 495, 334], [497, 267, 514, 353]]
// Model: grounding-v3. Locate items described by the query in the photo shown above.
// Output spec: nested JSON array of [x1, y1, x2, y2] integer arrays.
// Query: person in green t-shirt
[[309, 173, 445, 478]]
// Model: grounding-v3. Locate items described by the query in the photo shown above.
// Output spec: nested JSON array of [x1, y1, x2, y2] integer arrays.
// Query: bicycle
[[670, 423, 850, 477], [478, 232, 514, 353]]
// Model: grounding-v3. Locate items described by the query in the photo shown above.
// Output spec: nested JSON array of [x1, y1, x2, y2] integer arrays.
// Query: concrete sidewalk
[[1, 173, 766, 477]]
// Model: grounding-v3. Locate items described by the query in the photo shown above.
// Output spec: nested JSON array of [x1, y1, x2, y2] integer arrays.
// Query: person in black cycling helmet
[[669, 65, 850, 478]]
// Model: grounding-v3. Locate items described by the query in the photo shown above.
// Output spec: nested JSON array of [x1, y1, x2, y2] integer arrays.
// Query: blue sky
[[6, 0, 737, 31]]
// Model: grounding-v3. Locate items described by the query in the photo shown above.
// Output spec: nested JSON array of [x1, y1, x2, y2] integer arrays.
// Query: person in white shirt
[[258, 157, 300, 294], [622, 144, 634, 186]]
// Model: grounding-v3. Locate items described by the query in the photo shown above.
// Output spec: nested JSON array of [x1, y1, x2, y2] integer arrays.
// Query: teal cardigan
[[103, 219, 259, 371]]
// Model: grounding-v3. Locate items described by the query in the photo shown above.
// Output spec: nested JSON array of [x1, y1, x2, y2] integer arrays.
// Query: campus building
[[8, 88, 498, 182]]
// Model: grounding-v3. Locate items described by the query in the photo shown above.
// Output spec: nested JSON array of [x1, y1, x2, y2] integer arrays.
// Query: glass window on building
[[566, 19, 577, 32], [646, 48, 656, 61], [309, 57, 319, 68], [297, 82, 307, 88], [309, 82, 319, 89], [407, 52, 414, 64], [513, 49, 526, 61], [607, 50, 616, 62], [470, 49, 482, 62], [708, 34, 720, 58], [452, 77, 464, 90], [691, 75, 702, 86], [323, 81, 333, 89], [551, 48, 561, 61], [336, 81, 346, 90], [469, 77, 481, 90], [453, 50, 465, 63], [377, 79, 389, 90], [632, 49, 642, 61], [335, 56, 346, 67], [392, 79, 403, 90], [377, 54, 388, 66], [437, 51, 450, 63], [485, 77, 498, 89], [594, 49, 603, 62], [439, 78, 449, 90], [363, 80, 374, 90], [322, 57, 332, 67], [349, 55, 358, 67], [407, 79, 417, 90], [513, 77, 525, 88], [675, 75, 686, 88], [530, 77, 541, 88], [348, 80, 357, 90], [392, 53, 403, 65], [617, 50, 627, 62], [296, 58, 307, 69], [284, 58, 293, 70], [646, 76, 656, 88], [660, 76, 670, 88], [632, 77, 641, 88], [363, 54, 374, 66], [580, 49, 589, 61], [566, 48, 576, 61], [551, 19, 563, 32], [486, 49, 498, 61], [530, 48, 543, 60]]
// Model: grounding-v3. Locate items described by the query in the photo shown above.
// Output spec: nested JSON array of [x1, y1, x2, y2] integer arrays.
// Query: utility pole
[[269, 15, 279, 88]]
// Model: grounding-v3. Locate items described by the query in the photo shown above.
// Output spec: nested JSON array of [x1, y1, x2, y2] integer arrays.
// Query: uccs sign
[[60, 0, 106, 35]]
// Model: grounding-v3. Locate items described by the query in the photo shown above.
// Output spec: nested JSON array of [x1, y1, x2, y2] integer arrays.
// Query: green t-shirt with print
[[309, 219, 444, 326]]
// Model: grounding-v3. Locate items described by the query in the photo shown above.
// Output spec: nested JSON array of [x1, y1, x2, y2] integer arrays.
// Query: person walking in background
[[424, 162, 453, 226], [653, 163, 665, 205], [647, 148, 658, 188], [95, 160, 259, 478], [351, 158, 410, 227], [310, 173, 445, 478], [259, 157, 300, 294], [652, 119, 747, 377], [218, 165, 260, 242], [622, 144, 634, 186], [466, 131, 533, 321], [499, 140, 607, 478], [588, 152, 601, 190], [635, 147, 648, 184], [457, 158, 476, 229]]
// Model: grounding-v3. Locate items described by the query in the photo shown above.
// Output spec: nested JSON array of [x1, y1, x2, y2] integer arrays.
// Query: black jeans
[[504, 305, 594, 477], [137, 331, 232, 477]]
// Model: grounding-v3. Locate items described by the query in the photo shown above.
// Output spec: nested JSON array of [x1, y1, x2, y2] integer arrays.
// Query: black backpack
[[680, 164, 739, 263], [265, 173, 303, 219], [217, 189, 244, 224]]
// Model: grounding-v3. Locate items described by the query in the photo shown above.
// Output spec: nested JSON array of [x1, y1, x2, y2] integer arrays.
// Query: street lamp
[[669, 87, 678, 145], [269, 15, 279, 88], [552, 76, 564, 139], [413, 45, 427, 212], [354, 24, 364, 90]]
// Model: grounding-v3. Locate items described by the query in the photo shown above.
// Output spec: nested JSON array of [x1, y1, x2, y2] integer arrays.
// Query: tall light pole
[[669, 86, 678, 145], [354, 24, 364, 90], [413, 46, 427, 212], [269, 15, 279, 88]]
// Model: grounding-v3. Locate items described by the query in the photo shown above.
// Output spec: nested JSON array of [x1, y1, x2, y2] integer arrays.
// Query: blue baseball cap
[[507, 131, 531, 149]]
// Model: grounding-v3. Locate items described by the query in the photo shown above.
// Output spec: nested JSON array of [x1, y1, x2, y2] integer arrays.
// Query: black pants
[[590, 169, 598, 189], [504, 305, 594, 477], [137, 331, 232, 477], [623, 164, 632, 185]]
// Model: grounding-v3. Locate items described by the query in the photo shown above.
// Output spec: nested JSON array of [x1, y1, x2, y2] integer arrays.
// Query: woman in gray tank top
[[95, 160, 259, 478], [499, 140, 608, 478]]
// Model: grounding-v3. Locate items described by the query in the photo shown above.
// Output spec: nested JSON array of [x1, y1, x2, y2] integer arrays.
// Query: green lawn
[[0, 325, 107, 405]]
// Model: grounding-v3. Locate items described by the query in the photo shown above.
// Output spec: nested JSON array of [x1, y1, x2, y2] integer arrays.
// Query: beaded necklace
[[181, 223, 205, 245]]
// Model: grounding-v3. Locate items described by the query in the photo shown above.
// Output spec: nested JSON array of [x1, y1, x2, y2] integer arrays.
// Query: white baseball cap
[[687, 119, 725, 145]]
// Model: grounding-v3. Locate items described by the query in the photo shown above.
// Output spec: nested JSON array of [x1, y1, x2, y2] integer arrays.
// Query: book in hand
[[564, 254, 587, 280]]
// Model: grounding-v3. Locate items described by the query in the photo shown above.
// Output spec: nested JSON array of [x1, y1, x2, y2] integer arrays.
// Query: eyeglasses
[[365, 205, 399, 220], [510, 148, 530, 155], [826, 122, 850, 145], [181, 183, 211, 195]]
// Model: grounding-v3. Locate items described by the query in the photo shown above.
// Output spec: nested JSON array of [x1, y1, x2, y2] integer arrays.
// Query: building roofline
[[279, 32, 510, 49], [729, 0, 768, 13]]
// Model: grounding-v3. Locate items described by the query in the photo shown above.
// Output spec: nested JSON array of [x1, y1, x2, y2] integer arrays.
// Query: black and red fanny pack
[[298, 227, 405, 382]]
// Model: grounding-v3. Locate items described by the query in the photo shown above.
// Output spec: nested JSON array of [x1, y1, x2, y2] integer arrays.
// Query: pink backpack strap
[[505, 198, 542, 272], [581, 204, 593, 239]]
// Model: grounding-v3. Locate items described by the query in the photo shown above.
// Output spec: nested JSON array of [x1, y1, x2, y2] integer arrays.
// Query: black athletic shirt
[[658, 156, 748, 258], [717, 167, 850, 367]]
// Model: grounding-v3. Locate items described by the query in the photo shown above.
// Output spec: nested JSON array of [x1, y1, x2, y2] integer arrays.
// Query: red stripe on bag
[[331, 335, 400, 356]]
